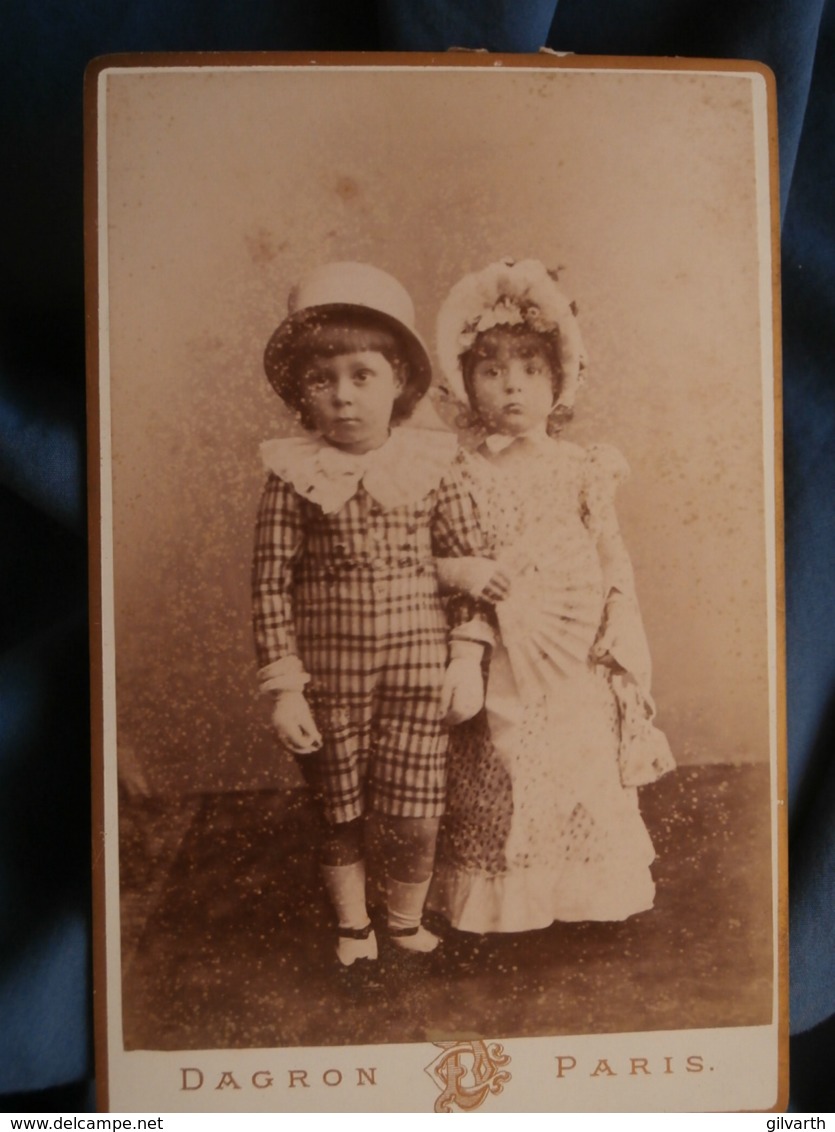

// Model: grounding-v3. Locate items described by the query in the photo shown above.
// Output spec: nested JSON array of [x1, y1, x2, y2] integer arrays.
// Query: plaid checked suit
[[252, 448, 489, 823]]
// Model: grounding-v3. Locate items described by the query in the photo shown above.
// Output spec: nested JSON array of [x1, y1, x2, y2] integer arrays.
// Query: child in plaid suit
[[252, 262, 492, 969]]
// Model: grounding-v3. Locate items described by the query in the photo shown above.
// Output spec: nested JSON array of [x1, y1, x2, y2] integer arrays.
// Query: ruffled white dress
[[430, 432, 674, 933]]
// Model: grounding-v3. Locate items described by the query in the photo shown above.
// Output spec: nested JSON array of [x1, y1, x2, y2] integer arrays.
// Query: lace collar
[[260, 427, 459, 514]]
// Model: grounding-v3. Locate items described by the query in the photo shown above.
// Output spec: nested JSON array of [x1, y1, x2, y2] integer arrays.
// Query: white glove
[[271, 691, 323, 755], [440, 640, 485, 725]]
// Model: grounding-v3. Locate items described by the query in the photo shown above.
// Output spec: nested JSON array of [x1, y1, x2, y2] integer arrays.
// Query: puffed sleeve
[[251, 474, 306, 677], [430, 460, 496, 646], [430, 457, 488, 560], [434, 448, 500, 599]]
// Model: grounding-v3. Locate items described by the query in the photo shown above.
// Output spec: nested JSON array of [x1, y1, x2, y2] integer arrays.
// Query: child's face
[[468, 331, 556, 436], [300, 350, 403, 453]]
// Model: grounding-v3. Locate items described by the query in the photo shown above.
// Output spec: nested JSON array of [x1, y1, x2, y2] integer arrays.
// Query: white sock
[[321, 861, 378, 966], [386, 876, 440, 953]]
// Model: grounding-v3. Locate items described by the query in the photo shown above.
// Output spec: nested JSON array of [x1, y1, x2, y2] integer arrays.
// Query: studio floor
[[119, 763, 773, 1051]]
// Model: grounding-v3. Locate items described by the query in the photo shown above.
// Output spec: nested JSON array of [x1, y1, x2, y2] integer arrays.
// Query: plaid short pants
[[295, 561, 449, 823], [253, 474, 490, 824]]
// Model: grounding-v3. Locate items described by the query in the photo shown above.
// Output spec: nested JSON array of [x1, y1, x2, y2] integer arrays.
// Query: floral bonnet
[[435, 258, 587, 412]]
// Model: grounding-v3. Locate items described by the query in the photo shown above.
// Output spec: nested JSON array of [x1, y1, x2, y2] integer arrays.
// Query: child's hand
[[440, 640, 485, 725], [480, 565, 512, 603], [590, 632, 617, 666], [271, 692, 323, 755], [590, 590, 635, 675], [477, 549, 535, 602], [435, 556, 503, 599]]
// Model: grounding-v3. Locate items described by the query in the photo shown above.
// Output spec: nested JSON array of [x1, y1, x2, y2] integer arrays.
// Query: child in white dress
[[429, 258, 675, 934]]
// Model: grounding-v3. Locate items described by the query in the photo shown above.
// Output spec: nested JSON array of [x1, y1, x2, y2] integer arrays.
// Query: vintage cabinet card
[[85, 51, 785, 1112]]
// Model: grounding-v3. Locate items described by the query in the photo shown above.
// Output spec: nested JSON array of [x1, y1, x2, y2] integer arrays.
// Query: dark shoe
[[335, 921, 378, 967]]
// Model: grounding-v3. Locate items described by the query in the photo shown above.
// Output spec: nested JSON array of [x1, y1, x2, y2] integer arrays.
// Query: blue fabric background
[[1, 0, 833, 1112]]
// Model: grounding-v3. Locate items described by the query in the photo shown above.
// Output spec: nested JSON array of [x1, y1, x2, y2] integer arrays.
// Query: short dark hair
[[279, 310, 422, 429]]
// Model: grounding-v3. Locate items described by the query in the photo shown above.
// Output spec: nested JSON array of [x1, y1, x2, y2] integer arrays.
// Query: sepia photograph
[[86, 53, 784, 1112]]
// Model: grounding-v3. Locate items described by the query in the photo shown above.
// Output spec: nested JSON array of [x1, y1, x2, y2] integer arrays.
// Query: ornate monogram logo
[[425, 1039, 512, 1112]]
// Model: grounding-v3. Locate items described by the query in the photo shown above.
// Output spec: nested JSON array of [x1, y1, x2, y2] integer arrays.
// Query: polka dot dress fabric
[[431, 437, 658, 932]]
